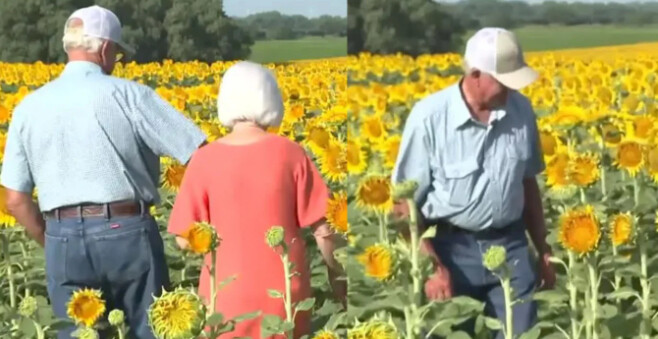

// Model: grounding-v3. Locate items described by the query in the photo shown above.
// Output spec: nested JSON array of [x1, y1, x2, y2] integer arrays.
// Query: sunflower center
[[347, 142, 361, 165], [618, 142, 643, 167], [362, 180, 391, 205], [539, 132, 557, 156]]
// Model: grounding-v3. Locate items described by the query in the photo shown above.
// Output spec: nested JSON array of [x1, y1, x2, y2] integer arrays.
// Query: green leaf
[[232, 311, 262, 323], [19, 317, 36, 337], [295, 297, 316, 311], [597, 304, 618, 319], [281, 320, 295, 333], [268, 289, 284, 298], [483, 316, 503, 330], [605, 286, 639, 301], [447, 331, 472, 339], [206, 313, 224, 326], [421, 226, 437, 239], [518, 327, 541, 339], [261, 314, 285, 338], [532, 290, 569, 304]]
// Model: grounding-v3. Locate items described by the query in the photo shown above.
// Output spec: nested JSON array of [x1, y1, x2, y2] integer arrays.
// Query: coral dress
[[167, 134, 328, 339]]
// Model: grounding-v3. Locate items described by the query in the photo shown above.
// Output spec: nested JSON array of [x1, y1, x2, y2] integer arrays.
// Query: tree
[[350, 0, 464, 56], [164, 0, 253, 62]]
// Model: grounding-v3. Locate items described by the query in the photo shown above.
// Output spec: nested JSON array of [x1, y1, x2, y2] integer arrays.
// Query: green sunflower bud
[[108, 309, 125, 326], [265, 226, 285, 248], [483, 245, 507, 271], [18, 295, 38, 317]]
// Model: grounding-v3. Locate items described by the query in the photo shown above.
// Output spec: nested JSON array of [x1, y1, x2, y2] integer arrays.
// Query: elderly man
[[392, 27, 556, 337], [1, 5, 206, 339]]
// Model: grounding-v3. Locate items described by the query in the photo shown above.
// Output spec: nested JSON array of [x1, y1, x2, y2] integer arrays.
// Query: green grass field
[[248, 36, 346, 63], [510, 24, 658, 51]]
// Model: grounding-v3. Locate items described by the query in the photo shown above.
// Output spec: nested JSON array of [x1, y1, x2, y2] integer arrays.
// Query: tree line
[[0, 0, 345, 64], [236, 12, 346, 41], [348, 0, 658, 56]]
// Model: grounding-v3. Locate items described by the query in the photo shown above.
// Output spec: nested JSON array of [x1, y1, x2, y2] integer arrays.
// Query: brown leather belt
[[43, 201, 151, 220]]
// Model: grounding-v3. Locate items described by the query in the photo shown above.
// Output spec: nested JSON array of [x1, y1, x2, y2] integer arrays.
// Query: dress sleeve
[[167, 151, 209, 236], [294, 154, 329, 228]]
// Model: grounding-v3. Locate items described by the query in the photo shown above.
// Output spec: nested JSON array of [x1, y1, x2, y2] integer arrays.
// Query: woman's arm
[[310, 219, 347, 308]]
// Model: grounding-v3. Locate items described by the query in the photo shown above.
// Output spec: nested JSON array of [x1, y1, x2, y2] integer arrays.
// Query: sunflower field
[[345, 42, 658, 339], [0, 59, 350, 338]]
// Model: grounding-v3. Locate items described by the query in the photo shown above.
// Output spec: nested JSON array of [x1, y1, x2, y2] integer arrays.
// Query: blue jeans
[[429, 220, 537, 339], [44, 214, 170, 339]]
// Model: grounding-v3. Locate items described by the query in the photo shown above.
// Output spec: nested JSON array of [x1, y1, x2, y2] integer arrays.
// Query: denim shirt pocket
[[443, 157, 480, 207], [505, 143, 530, 181]]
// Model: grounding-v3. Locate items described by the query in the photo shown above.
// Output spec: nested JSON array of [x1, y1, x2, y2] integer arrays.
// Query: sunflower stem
[[378, 213, 388, 244], [406, 199, 422, 306], [579, 188, 587, 204], [587, 255, 599, 339], [501, 275, 514, 339], [209, 249, 217, 315], [639, 235, 651, 339], [282, 252, 294, 339], [2, 233, 17, 309], [567, 251, 579, 339], [633, 175, 640, 208], [611, 245, 622, 308]]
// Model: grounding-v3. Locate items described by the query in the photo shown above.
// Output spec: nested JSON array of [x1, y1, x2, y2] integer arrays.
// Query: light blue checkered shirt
[[1, 61, 207, 212], [392, 81, 545, 231]]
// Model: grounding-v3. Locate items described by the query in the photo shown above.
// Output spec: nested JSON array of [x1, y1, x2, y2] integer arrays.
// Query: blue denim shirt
[[392, 81, 544, 231], [1, 61, 207, 211]]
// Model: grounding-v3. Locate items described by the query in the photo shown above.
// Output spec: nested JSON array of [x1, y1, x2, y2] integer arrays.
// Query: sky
[[224, 0, 347, 18]]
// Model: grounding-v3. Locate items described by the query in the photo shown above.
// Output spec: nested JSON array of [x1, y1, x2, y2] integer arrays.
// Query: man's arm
[[5, 189, 44, 247], [131, 87, 207, 165], [523, 178, 550, 255]]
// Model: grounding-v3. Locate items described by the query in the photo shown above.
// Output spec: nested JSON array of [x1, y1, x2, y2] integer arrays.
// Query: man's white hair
[[62, 18, 104, 53], [217, 61, 284, 128]]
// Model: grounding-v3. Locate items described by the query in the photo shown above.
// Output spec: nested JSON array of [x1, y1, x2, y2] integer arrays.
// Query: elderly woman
[[167, 61, 346, 338]]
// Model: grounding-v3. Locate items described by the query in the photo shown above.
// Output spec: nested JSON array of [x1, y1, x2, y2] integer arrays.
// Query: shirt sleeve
[[295, 153, 329, 228], [391, 104, 432, 205], [167, 151, 209, 236], [131, 87, 207, 165], [524, 109, 546, 178], [1, 109, 34, 193]]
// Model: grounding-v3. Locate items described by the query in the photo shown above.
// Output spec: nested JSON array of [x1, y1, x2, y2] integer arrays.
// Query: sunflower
[[609, 212, 634, 247], [355, 175, 393, 214], [538, 128, 561, 162], [181, 222, 220, 255], [567, 152, 600, 187], [645, 143, 658, 183], [0, 132, 7, 158], [380, 135, 401, 169], [319, 139, 347, 183], [312, 329, 340, 339], [0, 186, 17, 228], [162, 160, 187, 192], [558, 205, 601, 255], [544, 145, 571, 189], [347, 138, 368, 175], [304, 125, 332, 156], [357, 244, 394, 281], [348, 323, 369, 339], [614, 138, 645, 177], [67, 288, 106, 328], [148, 288, 206, 339], [361, 113, 388, 145], [327, 191, 348, 234], [366, 319, 399, 339]]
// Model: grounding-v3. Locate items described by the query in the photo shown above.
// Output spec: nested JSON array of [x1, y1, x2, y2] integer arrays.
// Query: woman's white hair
[[217, 61, 284, 128], [62, 18, 104, 53]]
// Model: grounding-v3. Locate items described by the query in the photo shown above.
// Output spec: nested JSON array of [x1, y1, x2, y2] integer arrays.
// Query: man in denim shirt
[[393, 28, 556, 338], [1, 6, 206, 338]]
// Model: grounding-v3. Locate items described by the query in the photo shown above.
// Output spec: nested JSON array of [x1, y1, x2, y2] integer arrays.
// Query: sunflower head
[[482, 245, 507, 271], [18, 295, 38, 318], [615, 135, 646, 177], [148, 288, 206, 339], [108, 309, 125, 327], [327, 191, 349, 234], [347, 323, 369, 339], [312, 329, 340, 339], [355, 175, 393, 214], [609, 212, 635, 247], [558, 205, 601, 255], [567, 152, 600, 187], [74, 327, 100, 339], [365, 318, 399, 339], [182, 222, 220, 255], [392, 180, 419, 201], [161, 161, 187, 192], [265, 226, 286, 249], [357, 244, 394, 281], [67, 288, 106, 328]]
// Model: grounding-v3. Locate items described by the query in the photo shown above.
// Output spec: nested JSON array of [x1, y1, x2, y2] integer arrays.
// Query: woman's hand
[[175, 236, 190, 250]]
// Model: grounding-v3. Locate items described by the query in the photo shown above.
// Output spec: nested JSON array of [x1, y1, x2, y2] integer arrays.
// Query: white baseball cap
[[64, 5, 135, 54], [463, 27, 537, 90]]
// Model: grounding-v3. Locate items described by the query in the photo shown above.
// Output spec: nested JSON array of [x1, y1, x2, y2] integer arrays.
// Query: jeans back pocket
[[45, 234, 69, 283], [91, 225, 152, 284]]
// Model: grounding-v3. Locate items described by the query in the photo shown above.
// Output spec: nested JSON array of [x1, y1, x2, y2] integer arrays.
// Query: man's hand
[[537, 249, 556, 290], [5, 188, 45, 247], [425, 264, 453, 301]]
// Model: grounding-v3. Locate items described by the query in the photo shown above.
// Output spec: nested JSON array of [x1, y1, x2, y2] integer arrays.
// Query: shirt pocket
[[442, 157, 480, 207], [505, 144, 529, 180]]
